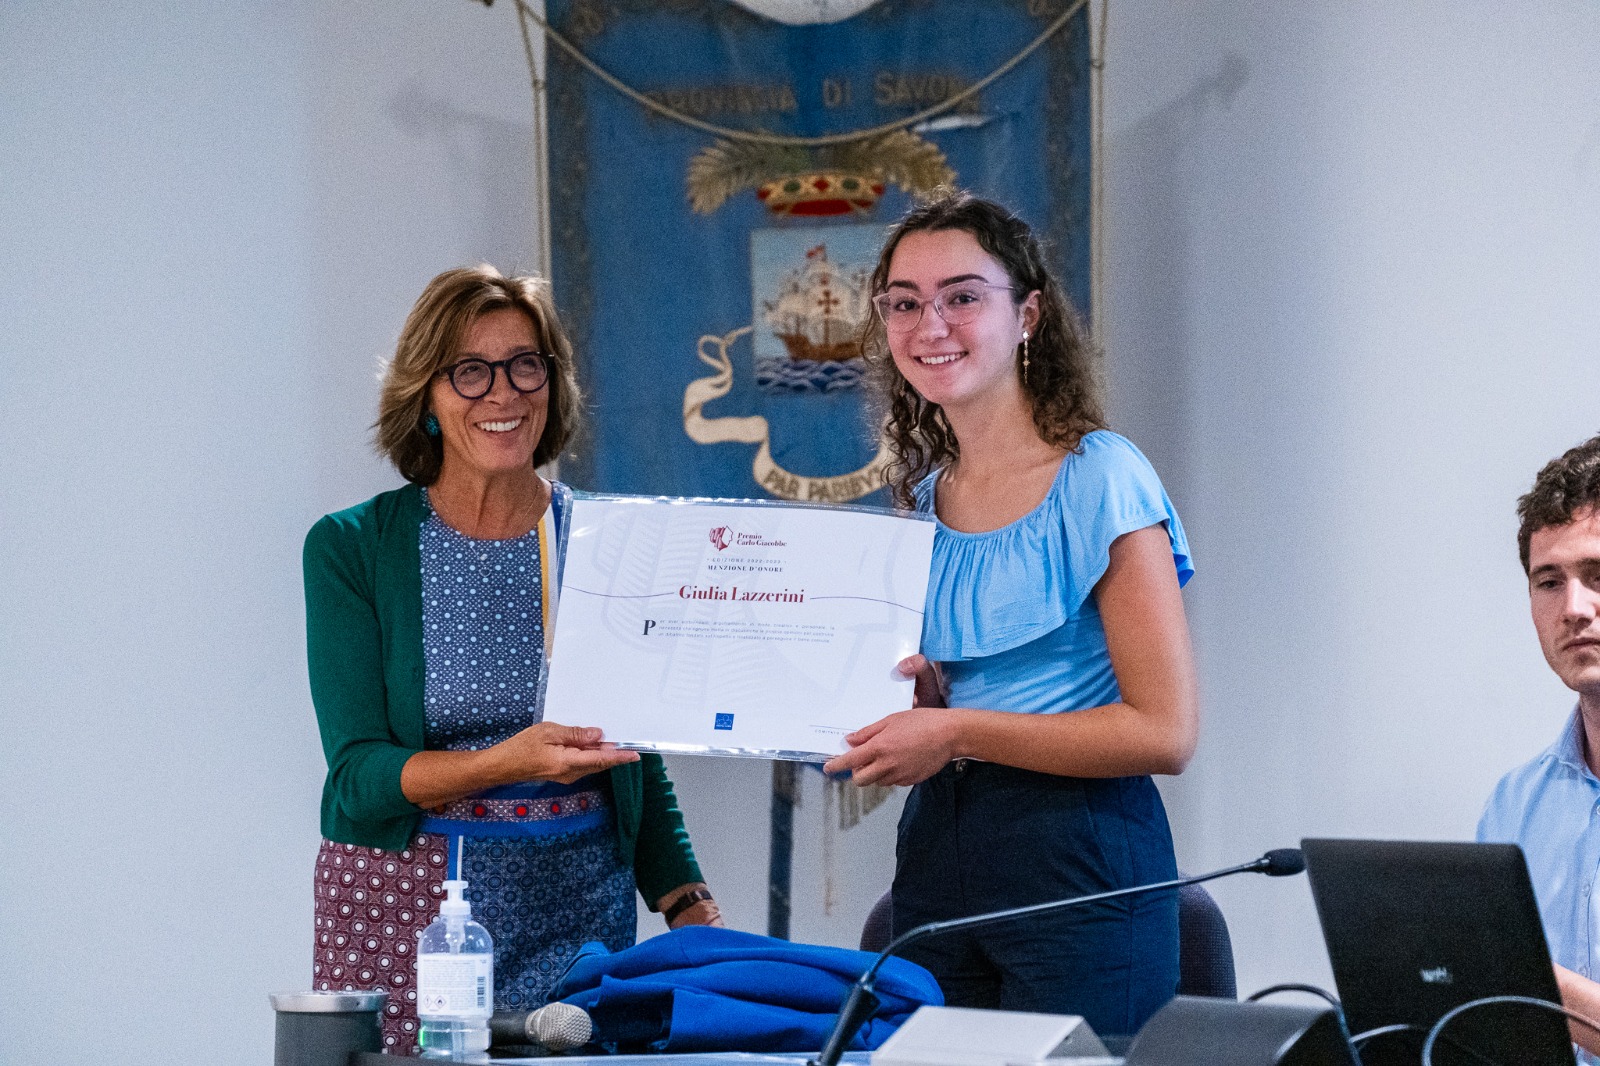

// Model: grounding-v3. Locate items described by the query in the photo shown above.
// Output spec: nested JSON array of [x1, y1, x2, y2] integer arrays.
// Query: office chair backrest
[[1178, 880, 1236, 999], [859, 881, 1235, 1000]]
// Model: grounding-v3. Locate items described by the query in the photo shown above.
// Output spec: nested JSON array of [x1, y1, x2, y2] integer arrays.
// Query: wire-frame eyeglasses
[[871, 281, 1016, 333]]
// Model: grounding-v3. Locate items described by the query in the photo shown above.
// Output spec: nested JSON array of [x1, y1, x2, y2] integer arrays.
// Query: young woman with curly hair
[[824, 193, 1198, 1038]]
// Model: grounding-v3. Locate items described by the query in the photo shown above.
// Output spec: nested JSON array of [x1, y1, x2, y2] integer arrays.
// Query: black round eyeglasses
[[436, 352, 550, 400]]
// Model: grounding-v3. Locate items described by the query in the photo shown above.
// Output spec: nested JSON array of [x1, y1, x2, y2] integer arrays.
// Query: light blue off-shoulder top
[[915, 430, 1193, 715]]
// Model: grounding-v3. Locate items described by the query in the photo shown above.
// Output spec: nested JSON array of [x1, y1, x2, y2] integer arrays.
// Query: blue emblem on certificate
[[714, 713, 735, 731]]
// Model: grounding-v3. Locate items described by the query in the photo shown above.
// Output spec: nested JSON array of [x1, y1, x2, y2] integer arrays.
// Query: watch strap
[[663, 888, 715, 923]]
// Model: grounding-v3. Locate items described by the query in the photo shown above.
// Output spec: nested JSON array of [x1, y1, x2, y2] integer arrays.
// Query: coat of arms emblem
[[681, 132, 956, 502]]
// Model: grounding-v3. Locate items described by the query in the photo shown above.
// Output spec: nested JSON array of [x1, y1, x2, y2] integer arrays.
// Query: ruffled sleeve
[[918, 430, 1193, 661]]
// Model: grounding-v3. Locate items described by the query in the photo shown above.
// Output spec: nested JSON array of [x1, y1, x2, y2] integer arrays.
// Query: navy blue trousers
[[891, 761, 1179, 1037]]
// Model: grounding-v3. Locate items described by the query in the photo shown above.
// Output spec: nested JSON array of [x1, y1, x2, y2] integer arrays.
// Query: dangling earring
[[1020, 330, 1031, 385], [424, 413, 441, 437]]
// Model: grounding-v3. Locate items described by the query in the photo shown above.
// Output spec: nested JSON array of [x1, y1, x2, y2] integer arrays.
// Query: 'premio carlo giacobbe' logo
[[690, 523, 799, 596], [707, 525, 789, 552]]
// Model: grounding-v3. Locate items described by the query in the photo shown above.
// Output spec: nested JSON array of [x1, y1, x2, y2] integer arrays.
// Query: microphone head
[[1261, 848, 1306, 877], [530, 1001, 593, 1051]]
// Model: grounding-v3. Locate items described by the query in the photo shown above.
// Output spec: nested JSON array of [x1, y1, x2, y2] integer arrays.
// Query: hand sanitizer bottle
[[416, 879, 493, 1060]]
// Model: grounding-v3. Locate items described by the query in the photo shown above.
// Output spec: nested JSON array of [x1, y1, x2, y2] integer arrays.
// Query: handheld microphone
[[809, 847, 1306, 1066], [488, 1001, 594, 1051]]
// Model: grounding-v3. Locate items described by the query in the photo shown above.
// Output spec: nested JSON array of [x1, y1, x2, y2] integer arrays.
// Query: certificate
[[543, 494, 935, 761]]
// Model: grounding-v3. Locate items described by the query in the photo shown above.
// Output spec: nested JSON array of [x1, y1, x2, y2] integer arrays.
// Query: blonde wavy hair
[[374, 265, 583, 484]]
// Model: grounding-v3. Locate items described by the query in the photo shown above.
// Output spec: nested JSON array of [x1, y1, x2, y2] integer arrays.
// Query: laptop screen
[[1302, 838, 1573, 1066]]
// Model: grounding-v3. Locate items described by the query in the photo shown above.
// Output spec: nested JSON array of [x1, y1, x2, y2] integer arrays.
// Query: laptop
[[1302, 838, 1574, 1066]]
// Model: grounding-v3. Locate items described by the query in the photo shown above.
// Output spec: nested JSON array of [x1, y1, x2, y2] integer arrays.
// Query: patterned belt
[[418, 788, 610, 838]]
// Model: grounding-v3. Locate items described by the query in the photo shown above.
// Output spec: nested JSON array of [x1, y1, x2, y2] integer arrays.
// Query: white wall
[[0, 2, 542, 1062], [1105, 0, 1600, 997], [2, 3, 319, 1063], [2, 1, 1597, 1062]]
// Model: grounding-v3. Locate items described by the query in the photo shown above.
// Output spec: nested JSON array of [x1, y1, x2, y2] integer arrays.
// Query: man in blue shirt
[[1478, 433, 1600, 1057]]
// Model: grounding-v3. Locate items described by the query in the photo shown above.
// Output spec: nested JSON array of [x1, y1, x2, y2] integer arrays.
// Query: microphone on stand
[[809, 848, 1306, 1066]]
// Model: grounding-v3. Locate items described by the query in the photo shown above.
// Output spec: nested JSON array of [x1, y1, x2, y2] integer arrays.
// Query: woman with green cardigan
[[305, 266, 718, 1053]]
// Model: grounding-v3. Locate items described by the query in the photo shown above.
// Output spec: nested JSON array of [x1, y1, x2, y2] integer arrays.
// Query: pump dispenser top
[[440, 879, 471, 919]]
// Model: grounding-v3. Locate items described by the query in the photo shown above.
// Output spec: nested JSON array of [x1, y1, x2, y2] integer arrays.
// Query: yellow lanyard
[[535, 505, 558, 664]]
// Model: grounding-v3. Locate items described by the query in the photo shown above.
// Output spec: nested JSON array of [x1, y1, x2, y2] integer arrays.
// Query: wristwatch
[[663, 888, 715, 923]]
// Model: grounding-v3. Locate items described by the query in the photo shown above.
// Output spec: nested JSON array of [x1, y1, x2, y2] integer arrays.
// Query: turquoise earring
[[424, 413, 441, 437]]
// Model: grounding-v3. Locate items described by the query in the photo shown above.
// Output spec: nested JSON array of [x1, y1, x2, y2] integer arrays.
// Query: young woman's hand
[[822, 707, 964, 787]]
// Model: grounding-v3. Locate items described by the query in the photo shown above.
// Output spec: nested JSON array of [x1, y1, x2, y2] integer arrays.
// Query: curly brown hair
[[1517, 433, 1600, 573], [863, 191, 1105, 508], [374, 265, 584, 485]]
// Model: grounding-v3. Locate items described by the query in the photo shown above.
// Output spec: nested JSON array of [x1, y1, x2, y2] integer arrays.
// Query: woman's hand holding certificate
[[543, 494, 934, 761], [821, 653, 958, 785]]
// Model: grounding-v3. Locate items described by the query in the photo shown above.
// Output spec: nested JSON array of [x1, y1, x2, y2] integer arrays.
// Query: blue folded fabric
[[551, 926, 943, 1053]]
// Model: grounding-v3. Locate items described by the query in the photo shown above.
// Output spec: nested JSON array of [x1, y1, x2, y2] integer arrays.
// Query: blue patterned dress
[[415, 486, 636, 1009]]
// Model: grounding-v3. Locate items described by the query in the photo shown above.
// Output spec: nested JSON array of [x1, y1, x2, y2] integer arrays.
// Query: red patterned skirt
[[312, 835, 450, 1054], [311, 783, 634, 1055]]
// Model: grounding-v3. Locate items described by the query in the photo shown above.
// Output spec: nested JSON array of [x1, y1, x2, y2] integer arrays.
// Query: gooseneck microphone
[[809, 848, 1306, 1066]]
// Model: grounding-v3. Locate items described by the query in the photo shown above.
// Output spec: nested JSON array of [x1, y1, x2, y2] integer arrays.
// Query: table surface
[[352, 1054, 875, 1066]]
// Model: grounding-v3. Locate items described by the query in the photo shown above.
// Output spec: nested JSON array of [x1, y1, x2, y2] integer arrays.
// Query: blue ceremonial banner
[[543, 0, 1092, 503]]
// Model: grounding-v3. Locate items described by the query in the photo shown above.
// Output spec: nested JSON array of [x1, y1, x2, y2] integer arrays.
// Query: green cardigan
[[303, 483, 703, 906]]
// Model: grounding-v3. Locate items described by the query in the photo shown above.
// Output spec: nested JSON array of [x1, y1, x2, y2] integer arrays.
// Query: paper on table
[[543, 494, 935, 761]]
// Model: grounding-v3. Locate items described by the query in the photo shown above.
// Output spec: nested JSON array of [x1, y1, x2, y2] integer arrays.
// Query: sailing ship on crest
[[762, 244, 870, 364]]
